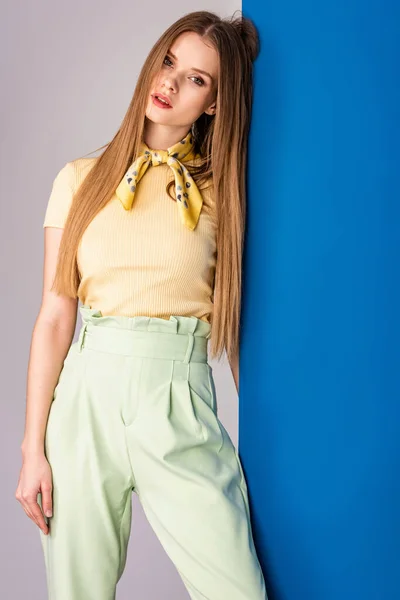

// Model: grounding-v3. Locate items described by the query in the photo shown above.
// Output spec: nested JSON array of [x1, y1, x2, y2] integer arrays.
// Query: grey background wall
[[1, 2, 240, 598]]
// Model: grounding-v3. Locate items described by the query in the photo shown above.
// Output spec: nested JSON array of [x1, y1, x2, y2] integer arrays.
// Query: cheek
[[183, 88, 210, 113]]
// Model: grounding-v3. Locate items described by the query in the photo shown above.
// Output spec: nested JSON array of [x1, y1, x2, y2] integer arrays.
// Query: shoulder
[[68, 156, 99, 191], [51, 156, 98, 190], [42, 156, 98, 229]]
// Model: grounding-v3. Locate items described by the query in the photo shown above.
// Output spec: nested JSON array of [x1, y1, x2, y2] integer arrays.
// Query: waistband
[[76, 306, 211, 363]]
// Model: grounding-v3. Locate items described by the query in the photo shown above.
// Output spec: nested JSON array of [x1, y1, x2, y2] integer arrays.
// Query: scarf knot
[[115, 131, 203, 230]]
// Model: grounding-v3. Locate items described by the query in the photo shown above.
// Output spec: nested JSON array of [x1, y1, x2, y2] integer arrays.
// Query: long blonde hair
[[50, 10, 259, 364]]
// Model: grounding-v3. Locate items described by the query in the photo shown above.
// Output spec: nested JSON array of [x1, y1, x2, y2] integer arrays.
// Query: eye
[[163, 56, 205, 86], [191, 76, 205, 86]]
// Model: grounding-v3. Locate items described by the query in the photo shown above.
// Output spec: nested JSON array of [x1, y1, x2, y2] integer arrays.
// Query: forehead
[[169, 31, 219, 79]]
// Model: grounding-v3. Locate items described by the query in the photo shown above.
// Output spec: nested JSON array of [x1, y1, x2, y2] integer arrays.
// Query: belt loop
[[183, 332, 194, 363], [78, 323, 88, 353], [182, 318, 198, 363]]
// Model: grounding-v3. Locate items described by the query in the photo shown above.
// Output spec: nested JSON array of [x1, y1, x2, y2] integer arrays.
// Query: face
[[145, 31, 219, 129]]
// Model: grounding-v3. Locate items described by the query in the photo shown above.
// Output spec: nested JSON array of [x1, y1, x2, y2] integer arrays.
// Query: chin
[[146, 109, 174, 125]]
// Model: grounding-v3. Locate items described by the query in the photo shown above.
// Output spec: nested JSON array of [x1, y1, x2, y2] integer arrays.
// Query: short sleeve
[[43, 162, 75, 228]]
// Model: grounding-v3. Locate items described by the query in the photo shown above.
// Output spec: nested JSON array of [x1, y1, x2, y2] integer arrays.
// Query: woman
[[16, 9, 267, 600]]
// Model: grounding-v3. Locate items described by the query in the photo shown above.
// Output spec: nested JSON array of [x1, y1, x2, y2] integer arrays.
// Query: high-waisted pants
[[38, 305, 267, 600]]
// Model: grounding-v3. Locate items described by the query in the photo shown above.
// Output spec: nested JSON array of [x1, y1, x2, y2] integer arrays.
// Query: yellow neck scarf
[[115, 131, 204, 231]]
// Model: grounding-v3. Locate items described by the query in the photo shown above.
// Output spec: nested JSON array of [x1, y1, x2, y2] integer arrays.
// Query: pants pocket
[[188, 362, 223, 450]]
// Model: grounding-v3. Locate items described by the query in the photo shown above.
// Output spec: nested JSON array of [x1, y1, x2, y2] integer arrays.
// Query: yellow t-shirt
[[43, 157, 217, 324]]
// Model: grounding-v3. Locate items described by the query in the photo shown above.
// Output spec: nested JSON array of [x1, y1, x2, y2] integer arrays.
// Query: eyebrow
[[167, 50, 215, 82]]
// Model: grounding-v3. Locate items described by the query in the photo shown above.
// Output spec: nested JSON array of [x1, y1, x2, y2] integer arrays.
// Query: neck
[[143, 119, 191, 151]]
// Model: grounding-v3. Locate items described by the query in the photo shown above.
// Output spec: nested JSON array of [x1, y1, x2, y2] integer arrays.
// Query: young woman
[[16, 10, 268, 600]]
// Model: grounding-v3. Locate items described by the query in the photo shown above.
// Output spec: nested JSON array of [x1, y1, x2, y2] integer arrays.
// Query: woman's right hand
[[15, 452, 53, 535]]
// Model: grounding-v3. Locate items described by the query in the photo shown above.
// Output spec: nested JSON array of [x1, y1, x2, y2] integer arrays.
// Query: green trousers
[[39, 306, 267, 600]]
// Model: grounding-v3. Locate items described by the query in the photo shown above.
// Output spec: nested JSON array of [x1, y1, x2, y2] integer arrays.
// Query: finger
[[18, 491, 45, 531], [26, 497, 49, 534], [20, 498, 40, 528], [40, 484, 53, 518], [31, 502, 49, 534]]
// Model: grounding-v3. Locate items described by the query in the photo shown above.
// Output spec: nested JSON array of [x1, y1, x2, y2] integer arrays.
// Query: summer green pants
[[39, 306, 267, 600]]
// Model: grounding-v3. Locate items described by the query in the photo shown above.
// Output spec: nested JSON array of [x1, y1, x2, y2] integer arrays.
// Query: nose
[[162, 75, 176, 93]]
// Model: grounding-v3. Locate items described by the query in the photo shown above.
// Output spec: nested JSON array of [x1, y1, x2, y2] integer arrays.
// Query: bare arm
[[21, 227, 78, 455], [16, 226, 78, 534]]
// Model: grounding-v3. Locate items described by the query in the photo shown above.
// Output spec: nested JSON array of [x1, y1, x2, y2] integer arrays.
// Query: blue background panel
[[239, 3, 400, 599]]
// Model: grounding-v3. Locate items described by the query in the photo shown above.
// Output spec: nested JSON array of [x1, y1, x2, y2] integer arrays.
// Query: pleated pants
[[38, 305, 267, 600]]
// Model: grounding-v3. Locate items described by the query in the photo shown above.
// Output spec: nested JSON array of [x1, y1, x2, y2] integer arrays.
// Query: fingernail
[[45, 510, 52, 517]]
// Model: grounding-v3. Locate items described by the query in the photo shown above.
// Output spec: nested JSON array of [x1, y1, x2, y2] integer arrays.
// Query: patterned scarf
[[115, 130, 204, 230]]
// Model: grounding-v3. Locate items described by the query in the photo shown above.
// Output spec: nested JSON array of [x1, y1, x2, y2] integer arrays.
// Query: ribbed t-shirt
[[43, 157, 217, 324]]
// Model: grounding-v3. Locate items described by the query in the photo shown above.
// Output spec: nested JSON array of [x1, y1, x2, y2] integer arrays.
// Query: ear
[[204, 100, 217, 116]]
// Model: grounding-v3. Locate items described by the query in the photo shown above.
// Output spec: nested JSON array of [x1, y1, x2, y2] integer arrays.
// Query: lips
[[153, 92, 173, 107]]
